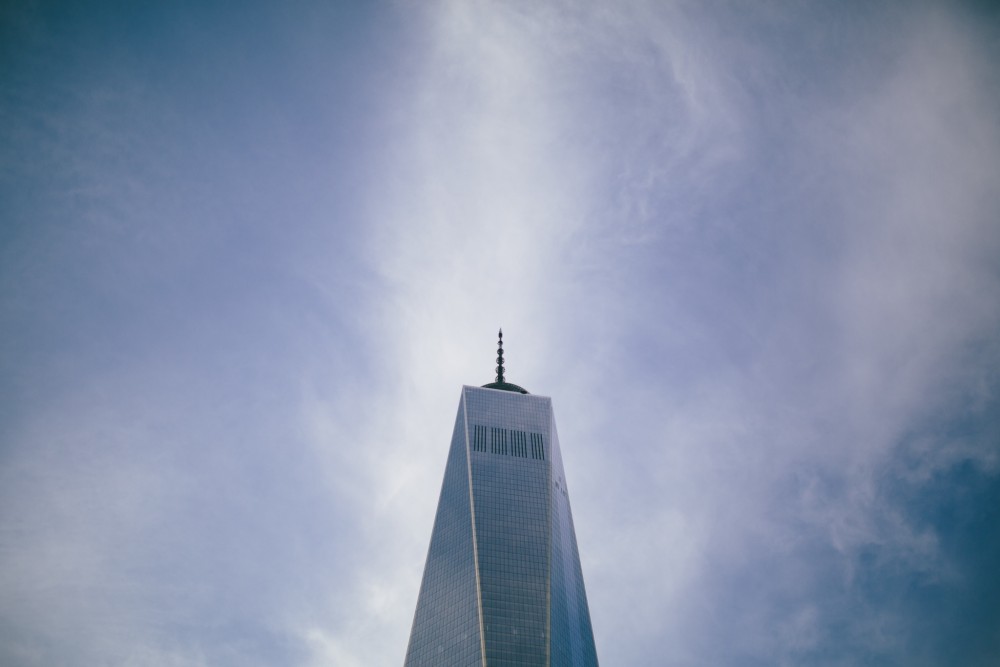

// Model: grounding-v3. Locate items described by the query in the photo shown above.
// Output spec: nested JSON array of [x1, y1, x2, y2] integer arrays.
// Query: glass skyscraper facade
[[404, 335, 599, 666]]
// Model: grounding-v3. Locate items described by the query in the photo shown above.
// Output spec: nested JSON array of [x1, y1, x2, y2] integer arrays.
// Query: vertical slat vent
[[491, 427, 508, 455], [511, 430, 528, 458], [471, 424, 544, 461], [530, 433, 545, 461], [472, 425, 487, 452]]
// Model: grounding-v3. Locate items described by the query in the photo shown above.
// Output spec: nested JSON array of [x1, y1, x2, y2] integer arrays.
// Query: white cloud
[[2, 1, 998, 665]]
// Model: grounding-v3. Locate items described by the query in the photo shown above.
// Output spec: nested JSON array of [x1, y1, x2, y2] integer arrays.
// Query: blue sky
[[2, 1, 999, 665]]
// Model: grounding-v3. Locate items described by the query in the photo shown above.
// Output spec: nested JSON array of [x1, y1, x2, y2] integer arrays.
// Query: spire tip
[[481, 328, 528, 393], [495, 328, 505, 383]]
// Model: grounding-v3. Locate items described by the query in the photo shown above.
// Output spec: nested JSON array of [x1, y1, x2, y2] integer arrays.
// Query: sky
[[2, 1, 999, 665]]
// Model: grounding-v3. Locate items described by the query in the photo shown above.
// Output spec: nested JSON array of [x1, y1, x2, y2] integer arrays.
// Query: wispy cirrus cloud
[[1, 1, 998, 666]]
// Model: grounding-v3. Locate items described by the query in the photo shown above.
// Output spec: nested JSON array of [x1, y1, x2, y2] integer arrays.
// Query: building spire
[[481, 328, 527, 393], [495, 329, 505, 383]]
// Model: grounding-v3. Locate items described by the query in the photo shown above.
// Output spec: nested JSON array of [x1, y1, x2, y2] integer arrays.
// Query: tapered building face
[[404, 383, 599, 666]]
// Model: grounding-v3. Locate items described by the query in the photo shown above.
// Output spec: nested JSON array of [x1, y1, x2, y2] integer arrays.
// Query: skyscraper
[[404, 331, 599, 666]]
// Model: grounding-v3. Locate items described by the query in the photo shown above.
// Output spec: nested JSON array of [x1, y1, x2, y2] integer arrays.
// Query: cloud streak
[[1, 1, 998, 666]]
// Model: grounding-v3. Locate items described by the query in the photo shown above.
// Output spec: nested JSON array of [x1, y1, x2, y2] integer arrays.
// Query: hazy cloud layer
[[2, 2, 998, 666]]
